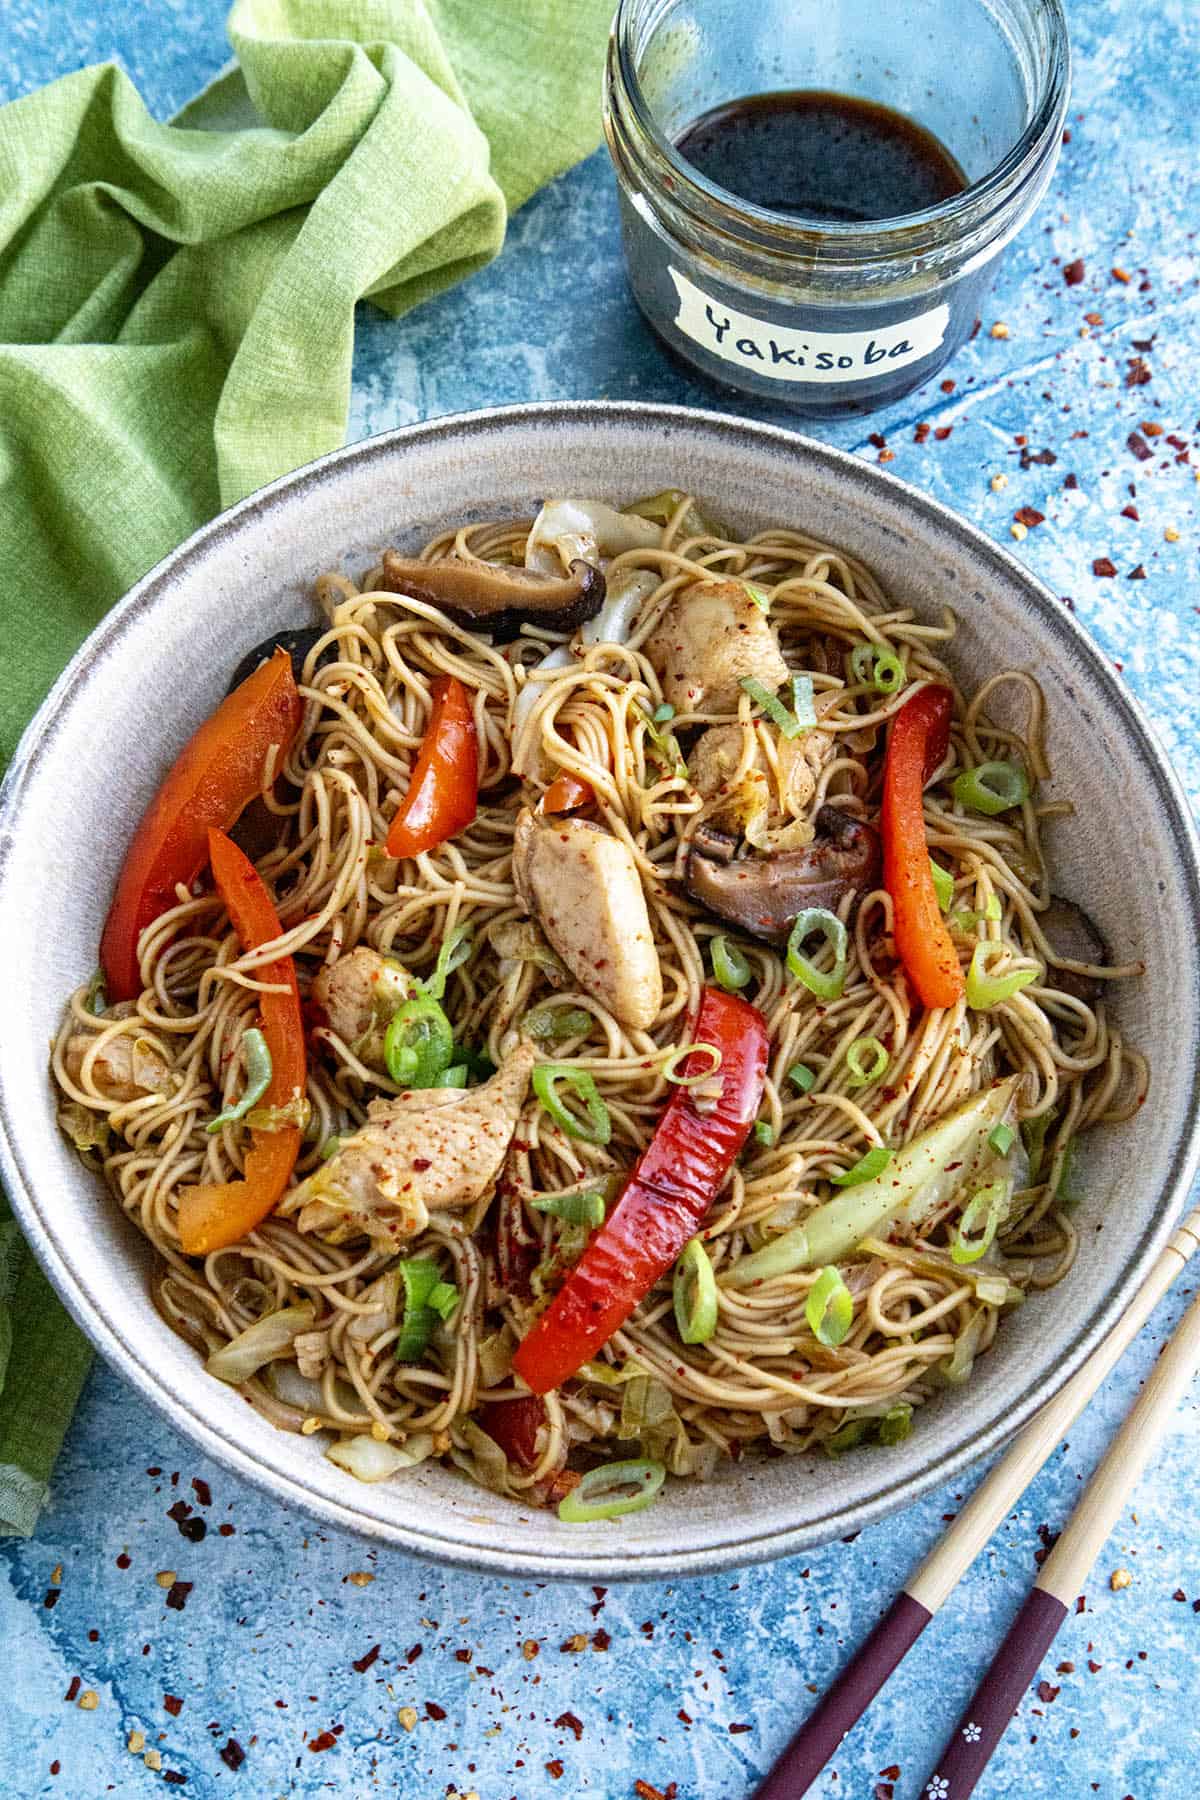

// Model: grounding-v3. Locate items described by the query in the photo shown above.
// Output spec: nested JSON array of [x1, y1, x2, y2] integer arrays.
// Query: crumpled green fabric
[[0, 0, 612, 1535]]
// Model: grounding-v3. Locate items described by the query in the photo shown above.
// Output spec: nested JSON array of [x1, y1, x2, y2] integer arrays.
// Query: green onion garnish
[[744, 582, 771, 613], [673, 1238, 719, 1345], [850, 642, 906, 694], [524, 1006, 593, 1043], [988, 1122, 1015, 1157], [950, 1180, 1012, 1265], [739, 675, 814, 741], [531, 1185, 610, 1228], [319, 1135, 342, 1161], [662, 1042, 723, 1087], [384, 993, 454, 1086], [788, 1062, 816, 1093], [754, 1120, 775, 1147], [830, 1145, 892, 1187], [786, 907, 849, 1000], [845, 1035, 889, 1089], [207, 1027, 272, 1134], [428, 1281, 460, 1322], [951, 894, 1005, 932], [557, 1458, 666, 1523], [419, 924, 473, 1001], [1021, 1110, 1053, 1181], [805, 1266, 854, 1346], [394, 1258, 443, 1362], [878, 1402, 913, 1445], [85, 969, 108, 1016], [653, 701, 676, 722], [929, 859, 955, 913], [965, 942, 1040, 1011], [1054, 1137, 1080, 1205], [952, 760, 1030, 816], [710, 934, 751, 993], [434, 1064, 469, 1088], [532, 1064, 612, 1145]]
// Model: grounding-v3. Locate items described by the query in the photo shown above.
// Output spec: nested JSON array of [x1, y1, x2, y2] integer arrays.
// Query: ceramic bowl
[[3, 401, 1198, 1580]]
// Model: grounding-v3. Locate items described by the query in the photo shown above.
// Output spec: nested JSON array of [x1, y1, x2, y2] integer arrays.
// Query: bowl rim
[[3, 397, 1199, 1580]]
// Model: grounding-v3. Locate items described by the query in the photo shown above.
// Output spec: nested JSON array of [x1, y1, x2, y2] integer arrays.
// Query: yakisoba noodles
[[51, 493, 1146, 1518]]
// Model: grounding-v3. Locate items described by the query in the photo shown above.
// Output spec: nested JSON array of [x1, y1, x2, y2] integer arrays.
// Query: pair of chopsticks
[[752, 1201, 1200, 1800]]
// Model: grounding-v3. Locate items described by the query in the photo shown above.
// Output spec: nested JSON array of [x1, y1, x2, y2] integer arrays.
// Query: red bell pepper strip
[[386, 674, 478, 858], [512, 987, 768, 1395], [881, 684, 965, 1011], [540, 772, 594, 816], [100, 649, 302, 1002], [479, 1395, 546, 1470], [177, 829, 306, 1256]]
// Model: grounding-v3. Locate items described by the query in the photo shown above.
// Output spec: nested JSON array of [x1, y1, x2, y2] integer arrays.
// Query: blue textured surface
[[3, 3, 1199, 1796]]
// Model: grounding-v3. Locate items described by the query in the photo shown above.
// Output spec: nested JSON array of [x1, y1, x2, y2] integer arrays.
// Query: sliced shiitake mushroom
[[685, 806, 882, 944], [1038, 896, 1109, 1002], [227, 626, 332, 696], [379, 552, 605, 642]]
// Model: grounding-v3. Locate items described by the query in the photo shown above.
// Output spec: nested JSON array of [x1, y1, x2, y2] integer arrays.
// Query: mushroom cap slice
[[685, 806, 882, 944], [512, 808, 663, 1032], [1038, 896, 1109, 1003], [380, 551, 605, 642]]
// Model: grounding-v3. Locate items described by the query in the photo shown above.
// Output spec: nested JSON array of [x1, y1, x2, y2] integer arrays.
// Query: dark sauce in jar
[[674, 89, 967, 223]]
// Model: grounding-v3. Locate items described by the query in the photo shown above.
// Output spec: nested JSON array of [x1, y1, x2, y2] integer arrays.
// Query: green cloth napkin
[[0, 0, 612, 1536]]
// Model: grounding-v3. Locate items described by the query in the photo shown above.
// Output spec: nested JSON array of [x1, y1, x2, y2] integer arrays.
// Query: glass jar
[[604, 0, 1070, 417]]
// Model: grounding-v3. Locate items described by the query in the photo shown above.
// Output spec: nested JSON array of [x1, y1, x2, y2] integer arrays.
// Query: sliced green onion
[[434, 1064, 468, 1088], [319, 1135, 342, 1161], [988, 1122, 1015, 1157], [824, 1416, 872, 1457], [951, 1180, 1012, 1265], [952, 760, 1030, 816], [1054, 1137, 1080, 1205], [983, 893, 1003, 921], [805, 1266, 854, 1346], [674, 1238, 718, 1345], [419, 925, 473, 1002], [788, 1062, 816, 1093], [745, 582, 771, 613], [85, 969, 108, 1015], [846, 1035, 889, 1089], [662, 1042, 723, 1087], [557, 1458, 666, 1523], [754, 1120, 775, 1148], [428, 1281, 459, 1322], [878, 1402, 913, 1445], [531, 1185, 610, 1228], [394, 1258, 443, 1362], [952, 893, 1005, 932], [524, 1006, 593, 1043], [532, 1064, 612, 1145], [739, 674, 814, 741], [830, 1145, 893, 1187], [850, 642, 906, 694], [207, 1028, 272, 1134], [966, 942, 1040, 1011], [786, 907, 849, 1000], [1021, 1110, 1053, 1181], [653, 701, 676, 722], [710, 934, 751, 993], [928, 859, 955, 913], [384, 994, 454, 1087]]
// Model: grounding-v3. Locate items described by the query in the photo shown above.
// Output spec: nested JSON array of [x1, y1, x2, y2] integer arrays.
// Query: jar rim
[[611, 0, 1071, 258]]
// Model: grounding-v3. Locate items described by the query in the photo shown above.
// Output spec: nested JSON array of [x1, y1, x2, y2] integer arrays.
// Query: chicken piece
[[312, 946, 414, 1071], [511, 808, 662, 1032], [690, 714, 837, 847], [645, 579, 790, 714], [63, 1031, 172, 1104], [282, 1041, 536, 1248]]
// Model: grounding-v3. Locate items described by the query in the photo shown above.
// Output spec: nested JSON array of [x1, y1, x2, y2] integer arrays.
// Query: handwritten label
[[668, 268, 949, 384]]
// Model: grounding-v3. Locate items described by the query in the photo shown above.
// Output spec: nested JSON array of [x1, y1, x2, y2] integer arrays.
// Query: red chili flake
[[308, 1731, 338, 1753], [1063, 258, 1085, 285], [556, 1712, 585, 1740], [218, 1523, 235, 1538], [546, 1762, 565, 1780], [913, 422, 931, 444], [878, 449, 895, 463], [941, 378, 956, 393], [64, 1676, 81, 1703], [1142, 421, 1165, 437], [634, 1785, 667, 1800], [1075, 1596, 1087, 1614], [1092, 558, 1118, 578], [406, 1644, 423, 1664], [1088, 1659, 1103, 1673], [868, 432, 887, 450], [50, 1765, 60, 1777], [44, 1589, 60, 1610], [1125, 357, 1152, 388], [1112, 266, 1131, 283], [1014, 507, 1045, 528], [592, 1629, 611, 1652], [115, 1553, 131, 1570], [729, 1722, 753, 1735], [640, 1621, 655, 1638], [875, 1787, 896, 1800], [1127, 432, 1153, 462], [88, 1631, 99, 1644], [191, 1478, 212, 1507], [163, 1775, 187, 1786], [879, 1769, 901, 1783], [424, 1702, 447, 1722], [219, 1739, 245, 1771], [1174, 1589, 1188, 1602], [454, 1648, 472, 1664], [1020, 446, 1058, 468], [1121, 504, 1140, 520], [351, 1644, 381, 1674], [934, 426, 953, 441], [1084, 311, 1103, 327], [1036, 1681, 1060, 1703], [1058, 1661, 1076, 1674], [164, 1694, 183, 1717], [1064, 472, 1079, 489], [165, 1581, 193, 1612], [1128, 565, 1147, 580], [412, 1157, 432, 1172]]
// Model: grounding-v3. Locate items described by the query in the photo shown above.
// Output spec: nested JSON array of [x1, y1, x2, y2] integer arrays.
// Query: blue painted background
[[3, 2, 1198, 1795]]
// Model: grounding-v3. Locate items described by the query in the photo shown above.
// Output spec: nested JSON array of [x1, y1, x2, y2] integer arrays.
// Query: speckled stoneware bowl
[[3, 401, 1199, 1580]]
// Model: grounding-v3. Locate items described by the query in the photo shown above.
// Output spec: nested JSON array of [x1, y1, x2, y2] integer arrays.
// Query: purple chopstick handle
[[751, 1591, 932, 1800], [922, 1586, 1068, 1800]]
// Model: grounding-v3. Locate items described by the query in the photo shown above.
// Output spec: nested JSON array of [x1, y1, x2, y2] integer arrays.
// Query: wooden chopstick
[[751, 1203, 1200, 1800]]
